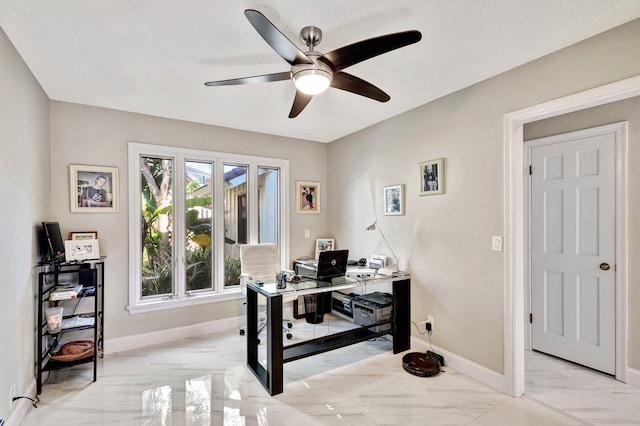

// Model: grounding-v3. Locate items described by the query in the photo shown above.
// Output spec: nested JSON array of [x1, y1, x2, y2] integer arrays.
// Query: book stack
[[49, 284, 83, 301]]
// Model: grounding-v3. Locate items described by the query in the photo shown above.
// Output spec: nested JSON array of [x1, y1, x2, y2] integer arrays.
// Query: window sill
[[127, 290, 243, 314]]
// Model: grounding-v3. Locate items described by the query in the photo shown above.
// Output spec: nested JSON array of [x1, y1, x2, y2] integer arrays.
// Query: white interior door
[[530, 128, 616, 375]]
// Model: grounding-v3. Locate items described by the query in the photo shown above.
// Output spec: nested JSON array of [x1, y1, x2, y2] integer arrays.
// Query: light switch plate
[[492, 236, 503, 252]]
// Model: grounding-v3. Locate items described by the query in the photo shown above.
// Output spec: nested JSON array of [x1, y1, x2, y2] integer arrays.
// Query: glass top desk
[[245, 273, 410, 395]]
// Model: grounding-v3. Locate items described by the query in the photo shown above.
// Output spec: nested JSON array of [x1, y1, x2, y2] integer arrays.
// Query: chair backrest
[[240, 243, 280, 282]]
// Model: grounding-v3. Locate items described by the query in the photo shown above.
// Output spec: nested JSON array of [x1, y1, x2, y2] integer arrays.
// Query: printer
[[352, 292, 393, 332]]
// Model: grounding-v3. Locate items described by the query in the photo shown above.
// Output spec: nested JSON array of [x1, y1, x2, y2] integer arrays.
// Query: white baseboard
[[5, 380, 36, 426], [105, 306, 296, 354], [411, 337, 506, 394], [105, 315, 244, 354], [626, 367, 640, 387]]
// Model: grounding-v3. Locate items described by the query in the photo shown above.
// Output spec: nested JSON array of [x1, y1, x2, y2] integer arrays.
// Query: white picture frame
[[70, 164, 119, 213], [384, 184, 404, 215], [419, 158, 445, 196], [315, 238, 335, 259], [64, 239, 101, 261]]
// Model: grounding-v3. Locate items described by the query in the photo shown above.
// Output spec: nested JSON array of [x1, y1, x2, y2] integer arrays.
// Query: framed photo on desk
[[315, 238, 334, 259]]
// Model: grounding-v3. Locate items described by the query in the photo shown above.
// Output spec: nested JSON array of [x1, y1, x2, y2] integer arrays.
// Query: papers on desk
[[346, 268, 377, 279]]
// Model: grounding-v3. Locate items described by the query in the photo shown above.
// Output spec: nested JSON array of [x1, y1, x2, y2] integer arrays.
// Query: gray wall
[[0, 27, 51, 418], [327, 19, 640, 374], [49, 102, 329, 340]]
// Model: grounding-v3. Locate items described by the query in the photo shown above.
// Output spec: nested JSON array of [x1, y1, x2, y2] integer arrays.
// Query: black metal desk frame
[[246, 276, 410, 395]]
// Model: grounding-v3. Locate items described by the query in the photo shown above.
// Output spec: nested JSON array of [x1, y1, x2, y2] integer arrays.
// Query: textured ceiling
[[2, 0, 640, 142]]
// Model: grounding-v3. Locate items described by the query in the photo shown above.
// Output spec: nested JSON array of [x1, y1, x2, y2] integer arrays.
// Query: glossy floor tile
[[525, 350, 640, 426], [19, 316, 635, 425]]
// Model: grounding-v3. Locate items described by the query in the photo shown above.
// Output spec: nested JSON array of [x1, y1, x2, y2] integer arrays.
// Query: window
[[128, 143, 289, 313]]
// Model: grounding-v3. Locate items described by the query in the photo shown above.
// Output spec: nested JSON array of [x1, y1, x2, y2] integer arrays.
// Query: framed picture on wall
[[70, 165, 119, 213], [384, 184, 404, 215], [296, 181, 320, 214], [315, 238, 335, 259], [419, 158, 445, 196]]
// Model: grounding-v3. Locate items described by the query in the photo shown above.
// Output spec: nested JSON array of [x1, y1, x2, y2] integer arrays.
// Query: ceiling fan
[[204, 9, 422, 118]]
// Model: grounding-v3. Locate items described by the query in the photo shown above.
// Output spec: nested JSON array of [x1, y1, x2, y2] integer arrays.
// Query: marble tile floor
[[19, 317, 638, 425], [525, 350, 640, 426]]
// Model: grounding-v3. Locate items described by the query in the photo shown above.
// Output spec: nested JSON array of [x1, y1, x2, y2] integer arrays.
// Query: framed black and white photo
[[419, 158, 445, 196], [70, 164, 119, 213], [64, 239, 101, 261], [384, 184, 404, 215]]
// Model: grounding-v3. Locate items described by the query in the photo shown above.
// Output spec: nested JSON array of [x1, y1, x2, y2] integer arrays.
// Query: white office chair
[[238, 243, 294, 342]]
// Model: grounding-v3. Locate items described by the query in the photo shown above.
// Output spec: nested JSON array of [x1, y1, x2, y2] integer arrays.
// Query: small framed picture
[[384, 184, 404, 216], [419, 158, 445, 196], [69, 231, 98, 240], [64, 239, 101, 261], [296, 181, 320, 214], [315, 238, 335, 259], [70, 164, 119, 213]]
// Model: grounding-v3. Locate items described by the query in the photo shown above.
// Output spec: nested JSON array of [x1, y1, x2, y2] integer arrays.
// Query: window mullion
[[174, 156, 187, 297], [214, 159, 226, 292], [248, 162, 260, 245]]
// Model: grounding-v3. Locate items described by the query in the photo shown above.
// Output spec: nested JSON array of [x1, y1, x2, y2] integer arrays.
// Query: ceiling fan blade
[[330, 72, 390, 102], [244, 9, 313, 66], [289, 91, 313, 118], [204, 72, 291, 87], [320, 30, 421, 72]]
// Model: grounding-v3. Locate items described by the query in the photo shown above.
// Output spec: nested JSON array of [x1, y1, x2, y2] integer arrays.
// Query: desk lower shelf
[[283, 326, 391, 363]]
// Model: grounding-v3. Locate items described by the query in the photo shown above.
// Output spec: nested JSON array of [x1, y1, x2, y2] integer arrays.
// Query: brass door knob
[[600, 263, 611, 271]]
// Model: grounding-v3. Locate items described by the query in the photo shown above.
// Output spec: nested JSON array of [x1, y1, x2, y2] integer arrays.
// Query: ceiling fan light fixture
[[293, 68, 332, 95]]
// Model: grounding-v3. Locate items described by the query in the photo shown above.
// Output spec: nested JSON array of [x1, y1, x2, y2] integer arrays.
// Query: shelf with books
[[35, 259, 105, 394]]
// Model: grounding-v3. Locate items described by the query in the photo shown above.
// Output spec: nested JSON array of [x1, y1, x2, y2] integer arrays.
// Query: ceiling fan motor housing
[[300, 26, 322, 48]]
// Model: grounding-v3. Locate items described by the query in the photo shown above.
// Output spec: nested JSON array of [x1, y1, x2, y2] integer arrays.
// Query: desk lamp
[[366, 221, 399, 276]]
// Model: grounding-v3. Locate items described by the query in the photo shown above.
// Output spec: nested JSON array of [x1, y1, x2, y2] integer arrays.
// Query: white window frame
[[127, 142, 290, 314]]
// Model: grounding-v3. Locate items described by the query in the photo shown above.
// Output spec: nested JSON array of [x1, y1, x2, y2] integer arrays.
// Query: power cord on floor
[[13, 395, 39, 408]]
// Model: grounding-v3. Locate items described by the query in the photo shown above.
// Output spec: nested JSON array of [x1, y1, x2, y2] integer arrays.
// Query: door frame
[[524, 123, 625, 374], [503, 75, 637, 397]]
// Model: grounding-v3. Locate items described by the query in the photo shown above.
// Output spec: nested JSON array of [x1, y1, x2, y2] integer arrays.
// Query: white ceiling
[[2, 1, 640, 143]]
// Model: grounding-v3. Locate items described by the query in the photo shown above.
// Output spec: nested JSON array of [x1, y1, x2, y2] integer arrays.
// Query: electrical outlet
[[9, 384, 16, 410], [426, 316, 434, 330]]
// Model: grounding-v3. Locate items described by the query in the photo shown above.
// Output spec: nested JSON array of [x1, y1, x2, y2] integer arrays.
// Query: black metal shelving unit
[[35, 258, 105, 395]]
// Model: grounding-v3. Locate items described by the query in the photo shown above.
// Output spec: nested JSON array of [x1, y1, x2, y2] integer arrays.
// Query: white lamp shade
[[293, 69, 331, 95]]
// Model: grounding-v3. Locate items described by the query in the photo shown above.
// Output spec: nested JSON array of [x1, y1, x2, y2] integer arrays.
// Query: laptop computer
[[302, 249, 349, 282]]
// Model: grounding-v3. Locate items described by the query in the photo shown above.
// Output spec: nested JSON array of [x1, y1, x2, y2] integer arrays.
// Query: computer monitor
[[42, 222, 65, 263], [316, 249, 349, 281]]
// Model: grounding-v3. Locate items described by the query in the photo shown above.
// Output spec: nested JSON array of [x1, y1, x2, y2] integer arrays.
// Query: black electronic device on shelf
[[41, 222, 65, 264]]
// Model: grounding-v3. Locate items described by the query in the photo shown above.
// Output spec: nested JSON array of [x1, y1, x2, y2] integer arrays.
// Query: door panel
[[530, 130, 615, 375]]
